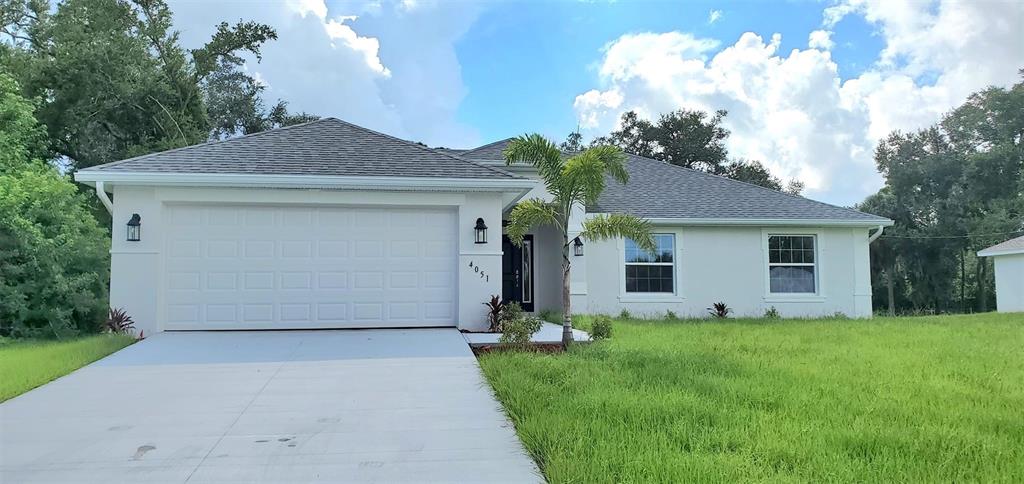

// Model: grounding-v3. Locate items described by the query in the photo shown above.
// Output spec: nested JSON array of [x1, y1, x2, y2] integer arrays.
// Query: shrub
[[665, 310, 678, 320], [499, 303, 542, 349], [618, 309, 632, 320], [824, 311, 849, 320], [105, 308, 136, 335], [0, 167, 110, 338], [482, 295, 505, 332], [708, 302, 732, 319], [537, 308, 559, 323], [764, 306, 780, 319], [590, 316, 612, 340]]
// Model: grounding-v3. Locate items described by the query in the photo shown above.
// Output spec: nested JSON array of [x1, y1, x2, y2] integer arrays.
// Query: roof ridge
[[626, 154, 887, 221], [322, 119, 520, 179], [459, 137, 516, 158], [81, 117, 332, 171]]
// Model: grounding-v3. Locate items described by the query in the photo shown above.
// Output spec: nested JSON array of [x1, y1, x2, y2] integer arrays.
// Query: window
[[625, 234, 675, 293], [768, 235, 817, 294]]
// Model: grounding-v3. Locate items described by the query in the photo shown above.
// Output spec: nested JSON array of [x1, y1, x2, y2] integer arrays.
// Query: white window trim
[[618, 231, 685, 301], [762, 229, 825, 302]]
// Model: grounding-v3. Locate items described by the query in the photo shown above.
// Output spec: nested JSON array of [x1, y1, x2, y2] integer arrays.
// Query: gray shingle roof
[[591, 154, 891, 223], [79, 118, 518, 180], [978, 235, 1024, 256], [458, 138, 514, 162]]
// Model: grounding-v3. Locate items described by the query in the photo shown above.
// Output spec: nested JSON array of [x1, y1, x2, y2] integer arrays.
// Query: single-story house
[[74, 118, 893, 335], [977, 236, 1024, 313]]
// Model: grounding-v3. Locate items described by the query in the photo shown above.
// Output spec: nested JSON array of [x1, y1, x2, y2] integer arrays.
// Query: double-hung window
[[767, 235, 817, 294], [625, 234, 675, 293]]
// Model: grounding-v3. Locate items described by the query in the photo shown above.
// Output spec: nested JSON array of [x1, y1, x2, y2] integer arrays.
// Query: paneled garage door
[[162, 204, 457, 330]]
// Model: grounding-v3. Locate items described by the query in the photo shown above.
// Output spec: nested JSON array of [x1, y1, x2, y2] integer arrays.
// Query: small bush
[[499, 303, 542, 349], [618, 309, 632, 320], [537, 309, 559, 323], [665, 310, 678, 320], [763, 306, 780, 319], [105, 308, 135, 334], [590, 316, 612, 340], [823, 311, 849, 320], [482, 295, 505, 332], [708, 302, 732, 319]]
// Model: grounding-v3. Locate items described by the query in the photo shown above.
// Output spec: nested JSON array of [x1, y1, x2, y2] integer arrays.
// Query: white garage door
[[162, 204, 457, 330]]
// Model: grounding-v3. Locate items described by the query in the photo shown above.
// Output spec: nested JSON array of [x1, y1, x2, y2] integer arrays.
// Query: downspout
[[867, 224, 885, 243], [94, 181, 113, 215]]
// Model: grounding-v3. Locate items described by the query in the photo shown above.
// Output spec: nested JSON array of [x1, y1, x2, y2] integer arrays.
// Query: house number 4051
[[468, 261, 489, 282]]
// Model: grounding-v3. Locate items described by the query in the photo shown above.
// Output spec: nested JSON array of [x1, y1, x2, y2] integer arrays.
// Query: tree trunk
[[886, 263, 896, 317], [977, 257, 988, 312], [561, 235, 573, 347], [960, 249, 966, 313]]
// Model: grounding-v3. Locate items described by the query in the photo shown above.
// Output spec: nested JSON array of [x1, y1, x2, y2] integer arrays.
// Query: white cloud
[[572, 0, 1023, 205], [167, 0, 480, 146], [708, 9, 723, 24], [808, 30, 834, 50]]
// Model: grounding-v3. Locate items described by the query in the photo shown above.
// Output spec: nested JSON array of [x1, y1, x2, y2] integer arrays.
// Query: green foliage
[[763, 306, 780, 319], [498, 303, 542, 349], [708, 302, 731, 318], [589, 315, 612, 340], [859, 78, 1024, 314], [0, 167, 110, 337], [618, 309, 632, 320], [665, 309, 678, 320], [479, 313, 1024, 483], [537, 309, 559, 323], [0, 0, 309, 170], [0, 72, 47, 172], [0, 334, 134, 401]]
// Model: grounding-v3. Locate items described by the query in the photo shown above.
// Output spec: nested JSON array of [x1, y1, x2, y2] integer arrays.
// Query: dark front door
[[502, 234, 534, 312]]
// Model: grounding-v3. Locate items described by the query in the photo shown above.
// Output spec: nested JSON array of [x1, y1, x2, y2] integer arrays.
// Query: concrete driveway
[[0, 329, 542, 483]]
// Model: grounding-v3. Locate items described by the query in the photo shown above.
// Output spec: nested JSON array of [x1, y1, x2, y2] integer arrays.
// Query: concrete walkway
[[0, 329, 542, 483]]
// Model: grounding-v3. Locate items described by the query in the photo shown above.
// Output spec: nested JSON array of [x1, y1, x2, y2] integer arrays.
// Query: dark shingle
[[458, 138, 515, 162], [79, 118, 517, 180], [593, 155, 890, 223]]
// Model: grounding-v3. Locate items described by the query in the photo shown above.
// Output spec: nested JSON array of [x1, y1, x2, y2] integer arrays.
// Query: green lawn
[[0, 334, 135, 402], [479, 313, 1024, 483]]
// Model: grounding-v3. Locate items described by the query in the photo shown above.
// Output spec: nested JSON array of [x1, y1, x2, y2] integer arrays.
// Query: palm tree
[[503, 134, 655, 346]]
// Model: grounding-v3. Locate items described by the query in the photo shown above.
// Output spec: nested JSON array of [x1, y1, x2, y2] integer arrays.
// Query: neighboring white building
[[978, 236, 1024, 313], [75, 118, 893, 336]]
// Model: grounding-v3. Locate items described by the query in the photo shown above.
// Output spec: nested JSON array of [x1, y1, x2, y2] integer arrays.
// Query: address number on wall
[[468, 261, 489, 282]]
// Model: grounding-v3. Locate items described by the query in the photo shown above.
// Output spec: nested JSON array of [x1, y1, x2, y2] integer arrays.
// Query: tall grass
[[479, 313, 1024, 482], [0, 334, 135, 402]]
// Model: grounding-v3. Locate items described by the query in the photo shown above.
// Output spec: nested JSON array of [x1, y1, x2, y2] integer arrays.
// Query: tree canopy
[[858, 77, 1024, 313], [1, 0, 316, 170]]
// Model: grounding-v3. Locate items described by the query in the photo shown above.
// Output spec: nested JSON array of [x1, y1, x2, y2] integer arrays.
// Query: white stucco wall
[[992, 253, 1024, 313], [106, 185, 505, 335], [573, 225, 875, 318]]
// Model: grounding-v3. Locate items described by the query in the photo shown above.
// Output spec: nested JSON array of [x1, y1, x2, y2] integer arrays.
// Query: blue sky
[[453, 1, 881, 143], [169, 0, 1022, 205]]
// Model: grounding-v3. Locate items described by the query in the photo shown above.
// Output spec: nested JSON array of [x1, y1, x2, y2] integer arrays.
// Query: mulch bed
[[471, 343, 565, 356]]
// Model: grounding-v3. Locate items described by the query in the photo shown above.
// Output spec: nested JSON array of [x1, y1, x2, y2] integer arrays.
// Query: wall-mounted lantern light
[[573, 237, 584, 256], [126, 213, 141, 242], [474, 218, 488, 244]]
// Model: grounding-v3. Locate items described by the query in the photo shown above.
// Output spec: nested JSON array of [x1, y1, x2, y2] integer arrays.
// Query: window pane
[[626, 234, 674, 263], [769, 266, 815, 293], [769, 235, 815, 266], [625, 263, 674, 293]]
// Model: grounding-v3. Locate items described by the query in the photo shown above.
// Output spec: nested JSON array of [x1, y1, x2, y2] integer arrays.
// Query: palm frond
[[506, 198, 560, 246], [503, 134, 564, 188], [585, 144, 629, 184], [581, 213, 655, 252]]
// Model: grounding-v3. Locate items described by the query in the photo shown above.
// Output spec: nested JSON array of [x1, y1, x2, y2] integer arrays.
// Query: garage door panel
[[163, 205, 457, 330]]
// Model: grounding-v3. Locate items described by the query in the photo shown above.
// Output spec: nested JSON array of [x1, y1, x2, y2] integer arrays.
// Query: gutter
[[94, 180, 114, 215], [868, 224, 885, 243], [634, 217, 896, 228]]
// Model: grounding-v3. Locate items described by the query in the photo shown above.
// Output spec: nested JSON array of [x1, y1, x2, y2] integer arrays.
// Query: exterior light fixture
[[126, 213, 141, 242], [573, 237, 584, 256], [474, 218, 488, 244]]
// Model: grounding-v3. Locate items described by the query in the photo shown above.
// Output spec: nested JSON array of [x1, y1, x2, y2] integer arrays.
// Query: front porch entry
[[502, 234, 534, 312]]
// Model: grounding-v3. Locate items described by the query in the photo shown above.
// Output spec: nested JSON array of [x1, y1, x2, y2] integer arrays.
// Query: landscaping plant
[[482, 295, 505, 332], [497, 303, 542, 349], [589, 316, 612, 340], [708, 302, 732, 318], [105, 308, 136, 335], [503, 136, 654, 346]]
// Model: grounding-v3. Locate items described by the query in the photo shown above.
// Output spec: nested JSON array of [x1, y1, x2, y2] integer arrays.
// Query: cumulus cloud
[[167, 0, 479, 146], [708, 9, 723, 24], [572, 0, 1023, 205], [808, 30, 834, 50]]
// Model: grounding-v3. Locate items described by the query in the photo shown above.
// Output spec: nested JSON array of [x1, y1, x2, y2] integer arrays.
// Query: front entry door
[[502, 234, 534, 312]]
